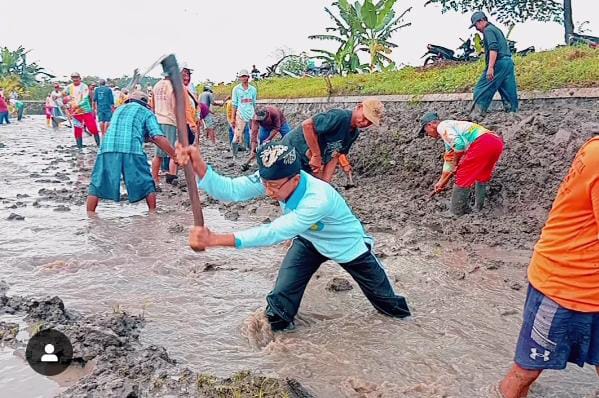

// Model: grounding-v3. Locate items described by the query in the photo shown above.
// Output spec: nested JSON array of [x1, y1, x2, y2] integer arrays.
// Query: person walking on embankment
[[281, 99, 383, 183], [418, 112, 504, 215], [497, 136, 599, 397], [177, 141, 411, 332], [470, 11, 518, 115]]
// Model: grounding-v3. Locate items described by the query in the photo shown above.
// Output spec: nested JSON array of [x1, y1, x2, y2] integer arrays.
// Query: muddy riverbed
[[0, 114, 598, 397]]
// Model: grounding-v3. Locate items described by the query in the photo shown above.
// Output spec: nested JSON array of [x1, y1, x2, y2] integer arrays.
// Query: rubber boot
[[93, 134, 100, 146], [165, 174, 178, 187], [474, 182, 487, 211], [450, 186, 471, 216], [231, 142, 239, 157], [76, 138, 83, 150]]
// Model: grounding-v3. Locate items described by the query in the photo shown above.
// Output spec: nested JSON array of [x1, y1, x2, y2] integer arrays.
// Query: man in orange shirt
[[498, 136, 599, 397]]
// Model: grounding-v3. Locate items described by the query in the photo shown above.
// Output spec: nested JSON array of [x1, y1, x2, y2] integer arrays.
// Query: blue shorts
[[514, 284, 599, 370], [97, 110, 113, 123], [258, 122, 292, 144], [88, 152, 156, 203]]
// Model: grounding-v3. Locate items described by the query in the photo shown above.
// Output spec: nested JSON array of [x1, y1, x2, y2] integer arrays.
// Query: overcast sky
[[1, 0, 597, 83]]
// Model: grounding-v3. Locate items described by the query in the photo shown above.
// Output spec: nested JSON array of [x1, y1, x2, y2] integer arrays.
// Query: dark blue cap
[[256, 141, 301, 180]]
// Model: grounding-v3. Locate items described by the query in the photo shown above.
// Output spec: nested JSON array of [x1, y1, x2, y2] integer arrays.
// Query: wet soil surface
[[0, 113, 598, 397]]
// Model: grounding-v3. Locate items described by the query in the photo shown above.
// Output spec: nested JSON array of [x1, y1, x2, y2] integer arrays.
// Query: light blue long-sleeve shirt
[[197, 167, 373, 263]]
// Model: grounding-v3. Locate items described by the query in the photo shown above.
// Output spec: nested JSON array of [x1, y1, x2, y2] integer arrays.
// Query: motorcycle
[[508, 40, 535, 56], [422, 38, 478, 66], [567, 32, 599, 48]]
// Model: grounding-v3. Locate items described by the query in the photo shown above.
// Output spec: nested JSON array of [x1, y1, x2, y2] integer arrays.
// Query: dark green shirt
[[483, 23, 511, 65], [282, 109, 359, 165]]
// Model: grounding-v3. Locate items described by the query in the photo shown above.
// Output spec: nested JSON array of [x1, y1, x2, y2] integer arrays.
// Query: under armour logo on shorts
[[529, 348, 551, 361]]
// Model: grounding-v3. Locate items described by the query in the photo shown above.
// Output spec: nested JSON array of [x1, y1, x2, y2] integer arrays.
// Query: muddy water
[[1, 118, 597, 397]]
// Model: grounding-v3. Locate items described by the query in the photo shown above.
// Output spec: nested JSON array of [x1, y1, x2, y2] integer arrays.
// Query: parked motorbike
[[567, 32, 599, 48], [422, 38, 478, 66], [508, 40, 536, 56]]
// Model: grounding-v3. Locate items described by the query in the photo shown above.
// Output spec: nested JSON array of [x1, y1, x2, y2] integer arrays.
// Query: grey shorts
[[155, 124, 177, 157], [203, 113, 215, 129]]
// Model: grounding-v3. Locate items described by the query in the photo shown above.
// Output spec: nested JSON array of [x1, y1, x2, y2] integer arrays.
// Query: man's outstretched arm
[[176, 144, 265, 202]]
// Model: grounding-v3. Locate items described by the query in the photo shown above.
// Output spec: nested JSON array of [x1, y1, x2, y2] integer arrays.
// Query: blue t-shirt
[[94, 86, 114, 112], [197, 168, 373, 263]]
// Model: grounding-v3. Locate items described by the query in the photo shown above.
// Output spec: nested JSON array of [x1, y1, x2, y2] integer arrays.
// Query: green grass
[[214, 46, 599, 99]]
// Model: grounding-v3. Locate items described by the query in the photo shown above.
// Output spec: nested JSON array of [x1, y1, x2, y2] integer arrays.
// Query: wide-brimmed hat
[[362, 98, 384, 126], [128, 90, 149, 103], [469, 11, 487, 28], [256, 142, 301, 181], [417, 111, 440, 137]]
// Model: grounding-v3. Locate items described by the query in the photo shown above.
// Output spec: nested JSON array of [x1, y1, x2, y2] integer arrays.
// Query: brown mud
[[0, 287, 312, 398], [1, 102, 598, 397]]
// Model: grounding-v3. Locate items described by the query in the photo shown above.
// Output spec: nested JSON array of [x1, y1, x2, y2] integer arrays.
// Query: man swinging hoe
[[176, 141, 411, 331]]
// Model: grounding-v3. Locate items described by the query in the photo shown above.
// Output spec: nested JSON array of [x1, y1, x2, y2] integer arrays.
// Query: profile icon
[[26, 328, 73, 376], [41, 344, 59, 362]]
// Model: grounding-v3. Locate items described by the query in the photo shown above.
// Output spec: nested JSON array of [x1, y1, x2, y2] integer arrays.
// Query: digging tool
[[344, 170, 356, 190], [161, 54, 205, 227], [127, 55, 168, 92]]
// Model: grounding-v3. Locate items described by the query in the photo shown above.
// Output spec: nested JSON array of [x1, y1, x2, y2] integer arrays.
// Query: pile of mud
[[0, 283, 312, 398], [210, 97, 599, 251]]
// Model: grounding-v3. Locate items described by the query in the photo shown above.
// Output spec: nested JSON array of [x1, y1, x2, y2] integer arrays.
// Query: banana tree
[[0, 46, 54, 87], [354, 0, 411, 72], [309, 0, 368, 74], [311, 35, 367, 75]]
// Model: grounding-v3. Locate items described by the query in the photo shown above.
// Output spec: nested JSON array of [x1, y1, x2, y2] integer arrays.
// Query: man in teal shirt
[[231, 69, 257, 155], [177, 141, 411, 331], [470, 11, 518, 115]]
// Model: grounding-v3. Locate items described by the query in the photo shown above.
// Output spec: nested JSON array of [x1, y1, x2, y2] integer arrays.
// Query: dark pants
[[473, 57, 519, 113], [17, 107, 24, 121], [0, 112, 9, 124], [265, 237, 411, 330]]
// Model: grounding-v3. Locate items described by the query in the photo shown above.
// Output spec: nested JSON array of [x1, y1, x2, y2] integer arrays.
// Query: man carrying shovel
[[281, 98, 383, 184], [177, 141, 411, 331], [418, 112, 504, 215]]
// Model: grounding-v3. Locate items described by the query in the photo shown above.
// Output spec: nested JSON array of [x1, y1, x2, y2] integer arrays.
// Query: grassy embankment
[[213, 46, 599, 100]]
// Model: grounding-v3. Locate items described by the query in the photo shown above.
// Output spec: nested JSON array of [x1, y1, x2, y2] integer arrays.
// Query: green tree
[[309, 0, 367, 74], [354, 0, 411, 72], [0, 46, 54, 87], [424, 0, 574, 44], [310, 0, 411, 74]]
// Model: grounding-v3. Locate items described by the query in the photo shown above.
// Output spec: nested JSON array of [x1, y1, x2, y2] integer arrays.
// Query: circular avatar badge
[[25, 328, 73, 376]]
